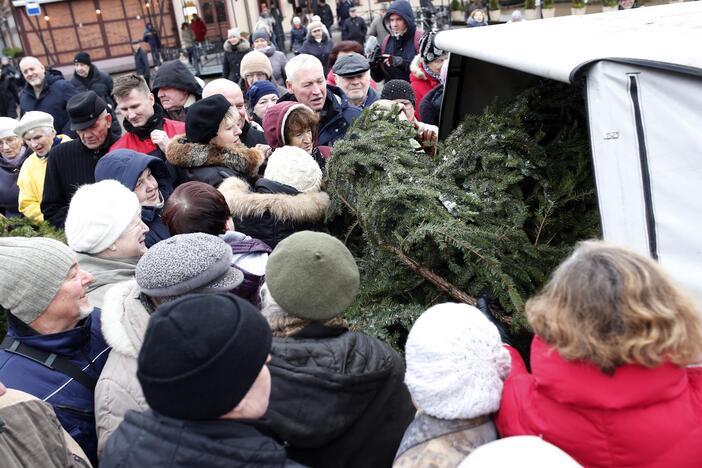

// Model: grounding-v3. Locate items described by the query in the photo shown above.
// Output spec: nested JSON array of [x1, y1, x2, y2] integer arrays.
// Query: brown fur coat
[[165, 135, 264, 178]]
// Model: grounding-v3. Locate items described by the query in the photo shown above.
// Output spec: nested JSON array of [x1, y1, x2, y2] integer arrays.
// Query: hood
[[531, 336, 690, 410], [306, 28, 330, 41], [166, 135, 264, 177], [218, 176, 329, 223], [223, 38, 251, 53], [151, 60, 202, 99], [100, 281, 148, 358], [262, 101, 307, 149], [95, 149, 173, 199], [384, 0, 416, 35], [266, 330, 401, 446]]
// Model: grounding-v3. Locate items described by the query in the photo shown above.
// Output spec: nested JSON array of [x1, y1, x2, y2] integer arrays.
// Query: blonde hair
[[219, 107, 239, 128], [527, 240, 702, 373]]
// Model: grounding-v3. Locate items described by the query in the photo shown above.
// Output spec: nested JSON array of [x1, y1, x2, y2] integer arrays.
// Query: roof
[[435, 2, 702, 83]]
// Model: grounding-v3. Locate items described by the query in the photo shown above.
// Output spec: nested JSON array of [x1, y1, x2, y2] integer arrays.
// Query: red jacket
[[191, 18, 207, 43], [497, 336, 702, 468], [409, 57, 440, 122], [110, 119, 185, 155]]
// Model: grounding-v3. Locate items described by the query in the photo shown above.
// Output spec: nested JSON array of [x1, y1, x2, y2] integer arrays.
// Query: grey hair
[[285, 54, 324, 85], [259, 282, 288, 324]]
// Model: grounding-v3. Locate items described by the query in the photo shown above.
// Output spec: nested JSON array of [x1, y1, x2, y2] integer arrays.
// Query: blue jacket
[[279, 84, 361, 147], [95, 149, 173, 247], [0, 310, 111, 466], [382, 0, 420, 82], [19, 70, 79, 137]]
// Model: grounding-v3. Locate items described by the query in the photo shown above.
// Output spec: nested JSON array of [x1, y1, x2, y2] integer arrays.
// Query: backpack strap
[[0, 337, 97, 392], [382, 28, 424, 54]]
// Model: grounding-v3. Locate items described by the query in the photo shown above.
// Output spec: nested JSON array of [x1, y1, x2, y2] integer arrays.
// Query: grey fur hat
[[135, 233, 244, 298]]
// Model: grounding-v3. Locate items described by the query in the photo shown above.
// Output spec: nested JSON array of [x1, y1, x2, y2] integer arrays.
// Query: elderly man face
[[76, 112, 112, 150], [23, 127, 56, 157], [158, 87, 190, 112], [74, 62, 90, 78], [19, 57, 45, 89], [335, 71, 371, 107], [286, 64, 327, 112], [31, 263, 94, 333], [202, 79, 248, 129]]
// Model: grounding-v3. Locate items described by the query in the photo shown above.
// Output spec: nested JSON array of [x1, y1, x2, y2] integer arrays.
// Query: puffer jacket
[[222, 38, 251, 83], [95, 149, 174, 247], [258, 45, 288, 85], [380, 0, 422, 82], [19, 70, 79, 136], [94, 281, 150, 456], [393, 412, 497, 467], [298, 31, 334, 76], [166, 136, 264, 187], [278, 84, 361, 147], [264, 324, 415, 468], [77, 253, 138, 310], [0, 310, 111, 466], [410, 56, 440, 121], [101, 409, 302, 468], [219, 177, 329, 249], [497, 336, 702, 468]]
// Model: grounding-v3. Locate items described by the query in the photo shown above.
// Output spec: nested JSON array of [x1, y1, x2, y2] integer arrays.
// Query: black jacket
[[19, 70, 79, 136], [100, 409, 302, 468], [70, 65, 114, 108], [222, 38, 251, 83], [151, 60, 202, 120], [298, 35, 334, 76], [264, 324, 415, 468], [420, 84, 443, 126], [134, 48, 150, 79], [341, 16, 367, 46], [0, 65, 19, 118], [316, 3, 334, 30], [241, 121, 267, 148], [218, 177, 329, 249], [379, 0, 421, 82]]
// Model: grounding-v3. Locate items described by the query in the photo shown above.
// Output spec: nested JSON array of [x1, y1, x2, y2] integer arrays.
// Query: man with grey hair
[[18, 56, 79, 136], [332, 52, 378, 109], [202, 78, 267, 147], [15, 111, 72, 222], [279, 54, 361, 147]]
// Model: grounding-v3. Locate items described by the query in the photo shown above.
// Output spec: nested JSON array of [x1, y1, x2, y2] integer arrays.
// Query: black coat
[[19, 70, 79, 136], [264, 324, 416, 468], [218, 177, 329, 249], [134, 48, 150, 79], [420, 84, 443, 126], [100, 410, 302, 468], [241, 121, 267, 148], [0, 66, 19, 118], [222, 38, 251, 83], [70, 65, 114, 108], [316, 4, 334, 30], [341, 16, 367, 46], [298, 37, 334, 76]]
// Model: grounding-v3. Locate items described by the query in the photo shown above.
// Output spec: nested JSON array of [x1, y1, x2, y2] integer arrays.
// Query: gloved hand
[[384, 56, 404, 68], [477, 295, 513, 346]]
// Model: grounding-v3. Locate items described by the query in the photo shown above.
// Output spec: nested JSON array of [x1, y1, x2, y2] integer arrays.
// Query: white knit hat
[[227, 28, 240, 38], [65, 180, 141, 254], [405, 302, 511, 420], [0, 117, 18, 139], [459, 436, 583, 468], [292, 16, 301, 24], [14, 111, 54, 138], [264, 146, 322, 193]]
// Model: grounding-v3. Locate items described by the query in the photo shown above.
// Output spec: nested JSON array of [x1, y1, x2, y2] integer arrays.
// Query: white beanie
[[0, 117, 18, 138], [228, 28, 241, 38], [264, 146, 323, 193], [293, 16, 301, 24], [14, 111, 54, 138], [459, 436, 583, 468], [65, 180, 141, 254], [405, 302, 511, 420]]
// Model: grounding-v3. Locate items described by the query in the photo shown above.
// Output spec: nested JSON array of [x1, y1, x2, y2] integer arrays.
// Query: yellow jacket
[[17, 134, 71, 222]]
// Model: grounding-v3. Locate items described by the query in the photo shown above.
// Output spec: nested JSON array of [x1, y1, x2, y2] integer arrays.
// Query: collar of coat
[[218, 175, 329, 222], [100, 281, 148, 358], [165, 134, 264, 177]]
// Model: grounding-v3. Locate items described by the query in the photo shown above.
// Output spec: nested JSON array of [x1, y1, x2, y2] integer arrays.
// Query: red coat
[[191, 18, 207, 43], [409, 57, 440, 122], [497, 336, 702, 468], [110, 118, 185, 155]]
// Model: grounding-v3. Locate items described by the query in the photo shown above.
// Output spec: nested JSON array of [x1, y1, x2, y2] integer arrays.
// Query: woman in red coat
[[497, 240, 702, 468], [410, 32, 446, 121]]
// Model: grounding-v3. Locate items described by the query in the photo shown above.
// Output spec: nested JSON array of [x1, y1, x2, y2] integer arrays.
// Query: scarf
[[123, 105, 166, 140]]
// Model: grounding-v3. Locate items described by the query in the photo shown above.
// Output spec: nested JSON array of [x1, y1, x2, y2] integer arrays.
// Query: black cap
[[332, 52, 370, 77], [185, 94, 232, 144], [73, 51, 91, 66], [67, 91, 107, 130]]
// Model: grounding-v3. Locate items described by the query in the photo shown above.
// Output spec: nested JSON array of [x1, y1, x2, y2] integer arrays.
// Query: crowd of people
[[0, 1, 698, 467]]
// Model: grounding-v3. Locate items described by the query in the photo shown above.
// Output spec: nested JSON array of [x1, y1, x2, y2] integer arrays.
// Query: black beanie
[[185, 94, 232, 144], [137, 293, 272, 420], [74, 52, 91, 66], [380, 79, 416, 108]]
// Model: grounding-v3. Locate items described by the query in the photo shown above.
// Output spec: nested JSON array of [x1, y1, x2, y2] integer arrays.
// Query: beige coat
[[94, 281, 150, 456]]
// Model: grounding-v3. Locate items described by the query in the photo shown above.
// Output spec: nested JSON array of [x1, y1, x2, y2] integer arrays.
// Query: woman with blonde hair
[[496, 240, 702, 468]]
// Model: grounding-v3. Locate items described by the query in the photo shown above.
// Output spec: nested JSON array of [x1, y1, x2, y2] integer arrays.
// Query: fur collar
[[101, 281, 149, 358], [166, 135, 264, 177], [410, 55, 427, 81], [218, 176, 329, 222], [223, 38, 251, 53]]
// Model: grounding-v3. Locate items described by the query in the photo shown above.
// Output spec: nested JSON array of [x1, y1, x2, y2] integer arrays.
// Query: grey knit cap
[[0, 237, 76, 324], [135, 233, 244, 298]]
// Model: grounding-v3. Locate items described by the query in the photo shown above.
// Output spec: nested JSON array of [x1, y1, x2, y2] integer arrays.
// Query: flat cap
[[67, 91, 107, 130], [332, 52, 370, 77]]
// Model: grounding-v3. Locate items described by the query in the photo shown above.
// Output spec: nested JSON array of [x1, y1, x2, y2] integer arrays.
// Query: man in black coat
[[41, 91, 120, 228], [151, 60, 202, 122], [70, 52, 122, 138], [315, 0, 335, 31], [341, 7, 368, 46]]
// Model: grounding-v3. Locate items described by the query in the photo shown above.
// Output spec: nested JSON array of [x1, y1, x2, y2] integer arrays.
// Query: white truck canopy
[[437, 3, 702, 301]]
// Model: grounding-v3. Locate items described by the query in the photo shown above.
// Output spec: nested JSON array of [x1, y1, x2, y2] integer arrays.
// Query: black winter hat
[[67, 91, 107, 130], [380, 79, 416, 108], [74, 51, 91, 66], [185, 94, 232, 144], [137, 293, 272, 420]]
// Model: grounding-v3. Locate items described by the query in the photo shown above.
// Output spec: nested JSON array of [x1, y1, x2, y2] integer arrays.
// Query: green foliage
[[489, 0, 501, 10], [544, 0, 555, 9], [450, 0, 465, 11], [0, 216, 67, 243], [572, 0, 585, 8], [602, 0, 618, 6], [2, 47, 23, 58], [524, 0, 536, 9], [326, 80, 599, 352]]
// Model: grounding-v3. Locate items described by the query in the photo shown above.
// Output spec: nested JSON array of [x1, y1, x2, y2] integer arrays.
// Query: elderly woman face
[[0, 135, 23, 159], [311, 27, 324, 41], [253, 93, 279, 120], [110, 213, 149, 258], [134, 167, 160, 206]]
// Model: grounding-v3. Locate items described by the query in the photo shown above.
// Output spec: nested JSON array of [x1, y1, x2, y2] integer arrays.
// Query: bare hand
[[255, 144, 273, 159], [150, 129, 171, 153]]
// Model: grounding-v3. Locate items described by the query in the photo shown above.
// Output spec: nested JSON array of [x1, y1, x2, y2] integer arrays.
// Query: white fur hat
[[459, 436, 583, 467], [264, 146, 323, 193], [227, 28, 240, 38], [65, 180, 141, 254], [0, 117, 18, 139], [14, 111, 54, 138], [405, 302, 511, 420]]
